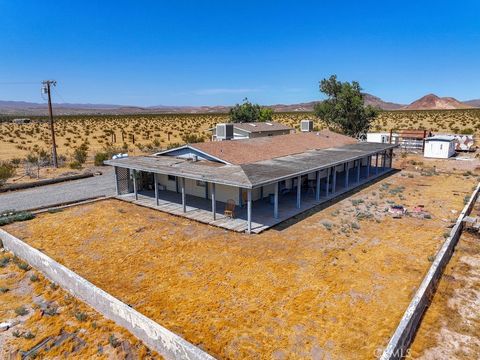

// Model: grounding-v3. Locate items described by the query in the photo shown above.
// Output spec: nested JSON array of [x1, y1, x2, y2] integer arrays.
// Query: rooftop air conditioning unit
[[216, 123, 234, 140], [300, 119, 314, 132]]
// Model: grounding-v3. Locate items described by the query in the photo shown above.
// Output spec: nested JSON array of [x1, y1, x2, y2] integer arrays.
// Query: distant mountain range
[[0, 93, 478, 115]]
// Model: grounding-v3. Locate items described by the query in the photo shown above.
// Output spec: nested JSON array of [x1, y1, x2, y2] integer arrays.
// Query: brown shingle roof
[[191, 130, 358, 165]]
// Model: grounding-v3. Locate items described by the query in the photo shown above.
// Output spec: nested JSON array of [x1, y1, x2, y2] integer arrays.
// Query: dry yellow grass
[[0, 251, 161, 359], [409, 205, 480, 359], [4, 159, 478, 359]]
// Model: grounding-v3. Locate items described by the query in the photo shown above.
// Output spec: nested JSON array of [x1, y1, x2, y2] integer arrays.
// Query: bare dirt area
[[3, 159, 479, 359], [0, 251, 160, 359], [409, 202, 480, 359]]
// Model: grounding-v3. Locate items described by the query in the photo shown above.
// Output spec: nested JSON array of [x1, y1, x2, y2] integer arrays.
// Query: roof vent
[[216, 123, 234, 140], [300, 119, 314, 132]]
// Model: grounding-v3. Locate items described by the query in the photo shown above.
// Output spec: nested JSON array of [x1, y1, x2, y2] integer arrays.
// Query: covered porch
[[114, 150, 394, 233]]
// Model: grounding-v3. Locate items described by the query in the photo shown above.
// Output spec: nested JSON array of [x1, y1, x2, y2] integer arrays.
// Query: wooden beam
[[274, 182, 279, 219], [114, 166, 120, 195], [154, 173, 159, 206], [211, 183, 216, 220], [326, 168, 330, 196], [344, 163, 349, 188], [247, 189, 252, 233], [296, 175, 301, 208], [356, 159, 361, 183], [332, 166, 337, 193], [366, 156, 370, 178], [132, 170, 138, 200], [181, 177, 186, 212]]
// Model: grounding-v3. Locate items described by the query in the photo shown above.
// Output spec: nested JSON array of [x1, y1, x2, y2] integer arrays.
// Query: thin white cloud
[[193, 88, 261, 95]]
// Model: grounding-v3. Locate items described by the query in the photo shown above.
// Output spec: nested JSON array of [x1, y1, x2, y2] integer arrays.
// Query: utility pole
[[42, 80, 58, 167]]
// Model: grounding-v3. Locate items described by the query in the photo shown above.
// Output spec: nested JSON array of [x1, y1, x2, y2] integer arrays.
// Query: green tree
[[229, 98, 273, 123], [314, 75, 378, 138]]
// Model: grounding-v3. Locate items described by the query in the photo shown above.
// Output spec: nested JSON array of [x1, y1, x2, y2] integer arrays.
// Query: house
[[210, 122, 292, 140], [423, 135, 456, 159], [105, 130, 397, 233]]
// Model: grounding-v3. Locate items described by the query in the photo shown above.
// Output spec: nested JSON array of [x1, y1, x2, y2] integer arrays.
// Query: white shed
[[423, 135, 456, 159], [366, 132, 399, 144]]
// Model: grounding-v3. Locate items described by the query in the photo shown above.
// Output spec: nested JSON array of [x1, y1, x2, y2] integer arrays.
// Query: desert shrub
[[75, 311, 87, 321], [181, 133, 205, 144], [0, 210, 35, 226], [69, 161, 82, 169], [73, 144, 88, 164], [94, 152, 109, 166], [0, 161, 15, 186], [322, 220, 333, 230], [0, 256, 10, 268], [109, 334, 120, 348], [29, 274, 39, 282], [15, 306, 28, 316]]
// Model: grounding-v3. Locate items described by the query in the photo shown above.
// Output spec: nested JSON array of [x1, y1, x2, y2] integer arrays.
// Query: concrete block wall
[[0, 229, 215, 360]]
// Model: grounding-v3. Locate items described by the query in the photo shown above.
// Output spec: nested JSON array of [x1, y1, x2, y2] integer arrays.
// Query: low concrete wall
[[0, 229, 215, 360], [380, 181, 480, 360], [0, 173, 94, 193]]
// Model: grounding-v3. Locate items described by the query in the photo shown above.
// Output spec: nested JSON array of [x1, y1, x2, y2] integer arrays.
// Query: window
[[168, 175, 176, 182], [196, 180, 206, 187]]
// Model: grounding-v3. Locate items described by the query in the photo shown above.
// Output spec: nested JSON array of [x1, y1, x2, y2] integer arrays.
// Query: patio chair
[[224, 199, 236, 218]]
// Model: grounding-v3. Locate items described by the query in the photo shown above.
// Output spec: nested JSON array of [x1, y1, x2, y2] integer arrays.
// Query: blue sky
[[0, 1, 479, 106]]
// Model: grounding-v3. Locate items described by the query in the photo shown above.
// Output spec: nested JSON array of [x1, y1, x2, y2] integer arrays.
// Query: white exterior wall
[[213, 184, 240, 204], [157, 174, 177, 192], [185, 178, 208, 198], [424, 140, 455, 159]]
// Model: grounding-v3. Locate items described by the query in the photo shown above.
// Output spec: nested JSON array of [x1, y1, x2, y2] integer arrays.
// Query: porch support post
[[345, 163, 349, 188], [326, 168, 330, 197], [247, 189, 252, 233], [154, 173, 159, 206], [211, 183, 216, 220], [296, 175, 301, 208], [132, 170, 138, 200], [332, 166, 337, 193], [382, 150, 386, 170], [114, 167, 120, 195], [356, 159, 361, 183], [366, 156, 370, 178], [274, 182, 279, 219], [181, 177, 186, 212], [375, 153, 379, 175], [389, 149, 393, 168], [315, 170, 320, 201]]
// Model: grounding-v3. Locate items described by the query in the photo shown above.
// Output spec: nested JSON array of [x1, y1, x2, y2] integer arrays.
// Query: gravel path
[[0, 168, 116, 212]]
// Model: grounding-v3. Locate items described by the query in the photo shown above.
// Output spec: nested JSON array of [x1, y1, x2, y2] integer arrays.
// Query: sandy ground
[[409, 202, 480, 359], [0, 250, 161, 359], [3, 157, 478, 359]]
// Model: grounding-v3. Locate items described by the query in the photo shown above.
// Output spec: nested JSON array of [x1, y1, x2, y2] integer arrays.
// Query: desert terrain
[[3, 156, 478, 359]]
